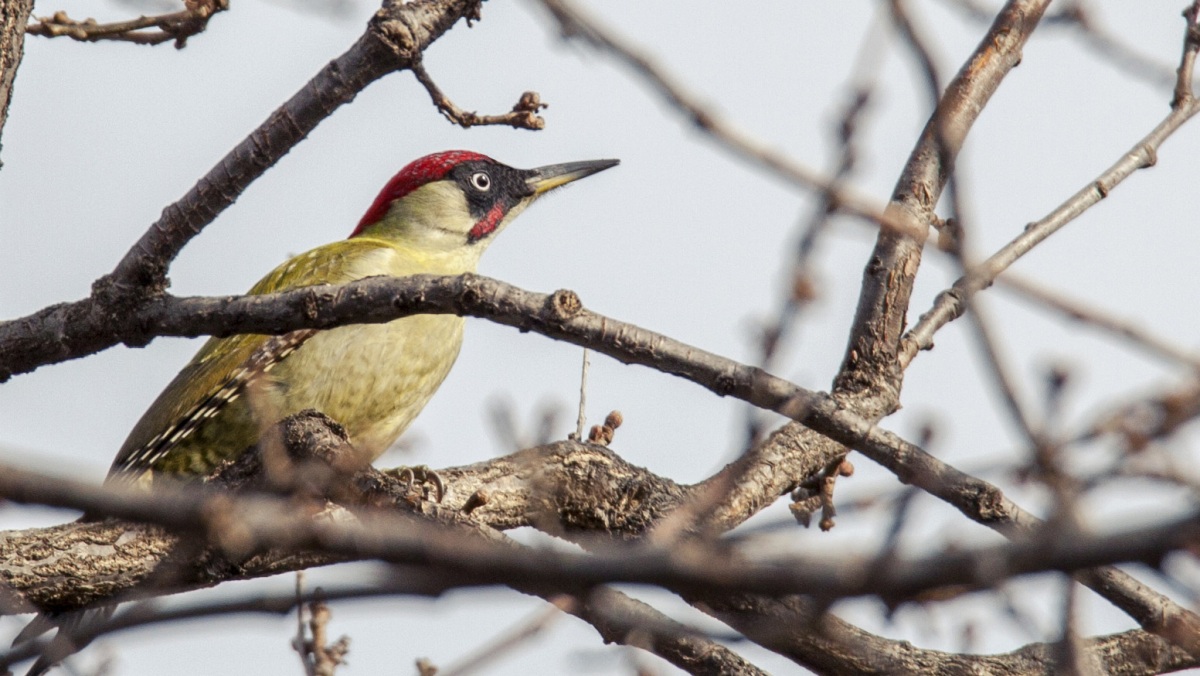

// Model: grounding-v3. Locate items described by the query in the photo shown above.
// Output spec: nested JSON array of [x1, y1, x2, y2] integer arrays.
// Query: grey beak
[[526, 158, 620, 195]]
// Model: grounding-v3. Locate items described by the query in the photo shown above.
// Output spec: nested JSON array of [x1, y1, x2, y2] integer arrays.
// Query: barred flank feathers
[[109, 329, 318, 479]]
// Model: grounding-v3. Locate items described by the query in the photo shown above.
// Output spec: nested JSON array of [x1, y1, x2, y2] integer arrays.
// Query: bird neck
[[353, 235, 483, 278], [358, 182, 477, 252]]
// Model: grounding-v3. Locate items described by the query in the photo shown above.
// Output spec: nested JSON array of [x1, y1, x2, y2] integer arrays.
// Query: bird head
[[351, 151, 619, 255]]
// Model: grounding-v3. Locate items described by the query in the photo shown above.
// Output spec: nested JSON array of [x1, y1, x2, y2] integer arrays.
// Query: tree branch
[[530, 0, 903, 233], [410, 57, 547, 130], [0, 0, 33, 161], [3, 412, 1198, 673], [0, 0, 486, 383], [25, 0, 229, 48], [4, 270, 1197, 649], [900, 5, 1200, 369], [834, 0, 1049, 407]]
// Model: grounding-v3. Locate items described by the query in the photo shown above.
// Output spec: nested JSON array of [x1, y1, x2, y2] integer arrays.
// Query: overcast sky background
[[3, 1, 1200, 674]]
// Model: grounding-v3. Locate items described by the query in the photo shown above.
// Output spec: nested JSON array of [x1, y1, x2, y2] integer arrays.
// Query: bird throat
[[468, 202, 507, 243]]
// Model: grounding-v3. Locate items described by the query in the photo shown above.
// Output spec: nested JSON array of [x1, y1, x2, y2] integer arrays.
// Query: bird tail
[[11, 606, 115, 676]]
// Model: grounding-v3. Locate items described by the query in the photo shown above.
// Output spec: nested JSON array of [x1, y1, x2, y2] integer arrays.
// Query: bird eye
[[470, 172, 492, 191]]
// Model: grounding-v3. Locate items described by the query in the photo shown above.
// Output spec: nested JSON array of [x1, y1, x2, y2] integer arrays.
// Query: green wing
[[108, 237, 397, 481]]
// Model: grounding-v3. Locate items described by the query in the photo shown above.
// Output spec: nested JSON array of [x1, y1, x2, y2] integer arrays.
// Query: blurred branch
[[4, 554, 765, 675], [530, 0, 903, 233], [434, 598, 568, 676], [891, 0, 1044, 456], [938, 0, 1181, 89], [745, 9, 883, 450], [2, 415, 1200, 669], [25, 0, 229, 48], [0, 273, 1197, 654], [899, 99, 1200, 369], [834, 0, 1049, 408], [998, 274, 1200, 370], [1074, 379, 1200, 453]]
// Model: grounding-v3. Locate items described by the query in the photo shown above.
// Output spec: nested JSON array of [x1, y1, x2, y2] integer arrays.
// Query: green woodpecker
[[108, 150, 618, 484]]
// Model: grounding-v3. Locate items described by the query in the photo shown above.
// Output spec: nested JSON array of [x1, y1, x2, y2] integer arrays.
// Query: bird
[[16, 150, 620, 676], [108, 150, 618, 484]]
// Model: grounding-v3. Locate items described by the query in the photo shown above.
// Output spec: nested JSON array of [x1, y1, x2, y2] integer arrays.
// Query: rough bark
[[3, 412, 1195, 675], [0, 0, 33, 162]]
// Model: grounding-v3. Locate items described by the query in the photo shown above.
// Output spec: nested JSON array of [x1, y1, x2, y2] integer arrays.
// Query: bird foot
[[395, 465, 446, 503]]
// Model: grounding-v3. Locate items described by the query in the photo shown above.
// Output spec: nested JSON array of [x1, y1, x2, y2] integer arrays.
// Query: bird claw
[[396, 465, 446, 503]]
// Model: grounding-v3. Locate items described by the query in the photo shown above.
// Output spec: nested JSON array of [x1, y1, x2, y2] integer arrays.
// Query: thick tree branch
[[564, 588, 772, 676], [0, 0, 32, 161], [2, 420, 1200, 633], [706, 594, 1198, 676], [3, 413, 1199, 673], [834, 0, 1049, 406], [3, 271, 1196, 650], [4, 417, 1195, 614], [6, 251, 1199, 665]]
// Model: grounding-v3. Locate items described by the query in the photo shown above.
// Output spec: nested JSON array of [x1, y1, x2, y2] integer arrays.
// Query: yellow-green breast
[[111, 237, 471, 481]]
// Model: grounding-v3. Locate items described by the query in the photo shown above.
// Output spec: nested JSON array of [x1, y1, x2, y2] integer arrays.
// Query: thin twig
[[937, 0, 1180, 89], [891, 0, 1042, 444], [899, 98, 1200, 369], [1174, 0, 1200, 108], [745, 6, 886, 450], [574, 349, 590, 441], [437, 596, 572, 676], [410, 58, 547, 130], [307, 594, 350, 676], [25, 0, 228, 48], [294, 572, 313, 676], [531, 0, 902, 232]]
